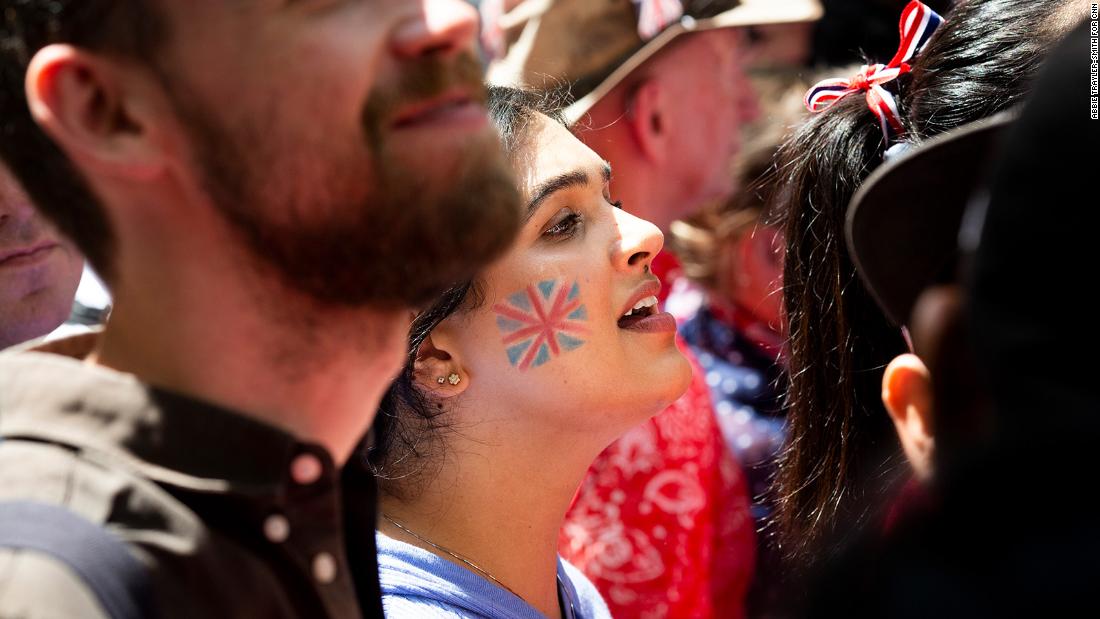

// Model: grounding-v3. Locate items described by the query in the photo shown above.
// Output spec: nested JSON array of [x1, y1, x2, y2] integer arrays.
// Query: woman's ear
[[411, 333, 468, 399], [882, 353, 935, 481]]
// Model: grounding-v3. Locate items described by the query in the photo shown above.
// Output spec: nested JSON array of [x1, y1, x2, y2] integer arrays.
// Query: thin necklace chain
[[381, 514, 522, 599]]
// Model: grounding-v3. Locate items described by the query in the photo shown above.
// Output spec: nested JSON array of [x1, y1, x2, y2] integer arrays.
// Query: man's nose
[[391, 0, 480, 60]]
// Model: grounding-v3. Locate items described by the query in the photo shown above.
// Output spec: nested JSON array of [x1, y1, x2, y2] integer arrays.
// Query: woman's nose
[[612, 208, 664, 274]]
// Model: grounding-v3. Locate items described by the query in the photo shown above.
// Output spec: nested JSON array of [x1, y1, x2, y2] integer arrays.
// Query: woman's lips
[[618, 311, 677, 333], [0, 242, 58, 269], [618, 279, 662, 318]]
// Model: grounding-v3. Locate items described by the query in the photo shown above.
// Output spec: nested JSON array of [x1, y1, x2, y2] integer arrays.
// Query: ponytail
[[769, 93, 908, 567]]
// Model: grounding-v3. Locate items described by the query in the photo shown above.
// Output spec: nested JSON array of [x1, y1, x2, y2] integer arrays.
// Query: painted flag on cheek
[[493, 278, 590, 371]]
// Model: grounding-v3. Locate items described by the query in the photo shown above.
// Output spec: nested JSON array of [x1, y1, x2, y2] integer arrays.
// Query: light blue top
[[376, 531, 611, 619]]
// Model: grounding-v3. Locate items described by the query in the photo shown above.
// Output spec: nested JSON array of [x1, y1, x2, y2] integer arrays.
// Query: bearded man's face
[[157, 0, 520, 308]]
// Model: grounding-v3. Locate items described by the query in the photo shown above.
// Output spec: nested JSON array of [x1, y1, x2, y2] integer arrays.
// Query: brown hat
[[483, 0, 823, 124]]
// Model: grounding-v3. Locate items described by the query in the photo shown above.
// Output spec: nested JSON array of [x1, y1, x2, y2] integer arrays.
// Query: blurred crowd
[[0, 1, 1095, 618]]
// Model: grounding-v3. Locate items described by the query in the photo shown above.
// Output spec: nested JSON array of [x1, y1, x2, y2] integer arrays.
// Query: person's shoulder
[[0, 549, 110, 618], [0, 440, 207, 607], [0, 434, 183, 530], [382, 595, 490, 619], [559, 557, 613, 619]]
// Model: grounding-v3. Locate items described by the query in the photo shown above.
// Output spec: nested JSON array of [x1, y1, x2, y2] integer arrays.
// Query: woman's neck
[[379, 427, 605, 619]]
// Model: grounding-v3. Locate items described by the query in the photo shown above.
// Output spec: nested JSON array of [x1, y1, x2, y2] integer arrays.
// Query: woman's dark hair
[[768, 0, 1086, 568], [367, 85, 566, 494]]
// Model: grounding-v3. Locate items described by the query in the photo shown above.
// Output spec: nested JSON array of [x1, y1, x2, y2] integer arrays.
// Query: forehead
[[514, 114, 607, 197], [669, 27, 743, 55], [693, 28, 747, 64], [642, 28, 746, 92]]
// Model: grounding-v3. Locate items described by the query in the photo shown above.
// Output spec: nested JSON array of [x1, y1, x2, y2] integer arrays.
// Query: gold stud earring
[[447, 373, 461, 386]]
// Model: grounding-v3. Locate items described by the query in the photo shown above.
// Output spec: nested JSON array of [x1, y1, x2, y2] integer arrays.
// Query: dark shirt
[[0, 333, 384, 618]]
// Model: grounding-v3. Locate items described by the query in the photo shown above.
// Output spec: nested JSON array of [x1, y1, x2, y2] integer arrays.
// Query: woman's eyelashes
[[542, 208, 584, 240], [539, 199, 622, 241]]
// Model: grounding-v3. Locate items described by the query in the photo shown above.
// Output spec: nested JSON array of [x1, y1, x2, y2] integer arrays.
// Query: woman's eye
[[542, 209, 583, 239]]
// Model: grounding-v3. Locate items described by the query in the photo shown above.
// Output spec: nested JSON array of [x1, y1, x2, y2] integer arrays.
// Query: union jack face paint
[[492, 278, 590, 371]]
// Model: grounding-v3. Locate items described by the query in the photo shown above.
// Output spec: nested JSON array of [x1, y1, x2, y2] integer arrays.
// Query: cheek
[[60, 250, 86, 294], [688, 97, 739, 166], [488, 277, 591, 373]]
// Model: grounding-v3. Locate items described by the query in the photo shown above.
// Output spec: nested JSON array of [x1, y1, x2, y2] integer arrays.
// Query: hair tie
[[883, 141, 913, 161], [804, 0, 944, 141]]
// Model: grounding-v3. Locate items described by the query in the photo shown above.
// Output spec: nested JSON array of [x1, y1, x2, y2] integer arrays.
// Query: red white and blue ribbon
[[633, 0, 684, 41], [804, 0, 944, 141]]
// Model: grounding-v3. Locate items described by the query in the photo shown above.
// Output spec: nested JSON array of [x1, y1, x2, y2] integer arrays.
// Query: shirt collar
[[0, 332, 326, 495]]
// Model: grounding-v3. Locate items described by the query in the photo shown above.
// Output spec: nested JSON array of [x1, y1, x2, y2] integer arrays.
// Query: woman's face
[[434, 113, 691, 433]]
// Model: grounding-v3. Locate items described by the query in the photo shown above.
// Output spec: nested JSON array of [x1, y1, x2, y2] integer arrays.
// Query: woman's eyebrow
[[525, 170, 589, 219], [524, 163, 613, 220]]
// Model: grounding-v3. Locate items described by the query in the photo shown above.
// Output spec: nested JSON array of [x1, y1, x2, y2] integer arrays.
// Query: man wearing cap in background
[[483, 1, 821, 616], [487, 0, 821, 243]]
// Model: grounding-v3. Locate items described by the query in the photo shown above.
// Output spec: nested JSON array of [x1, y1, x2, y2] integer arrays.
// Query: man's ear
[[25, 44, 167, 181], [882, 353, 936, 481], [624, 78, 669, 164], [411, 332, 469, 400]]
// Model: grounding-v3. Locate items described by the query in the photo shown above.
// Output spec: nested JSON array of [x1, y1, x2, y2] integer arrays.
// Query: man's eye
[[542, 209, 583, 239]]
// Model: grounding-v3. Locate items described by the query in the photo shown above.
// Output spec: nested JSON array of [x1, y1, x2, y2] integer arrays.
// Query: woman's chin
[[635, 351, 695, 418], [666, 353, 695, 405]]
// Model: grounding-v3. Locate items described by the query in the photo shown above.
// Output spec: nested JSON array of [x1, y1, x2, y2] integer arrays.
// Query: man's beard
[[172, 54, 519, 309]]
